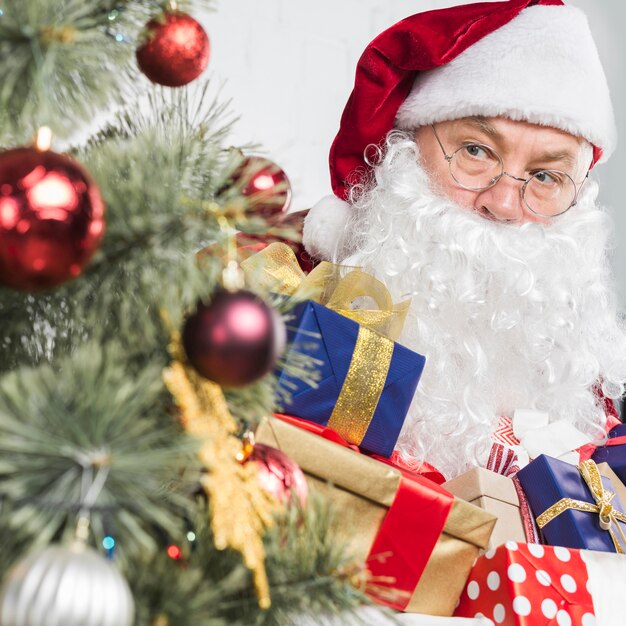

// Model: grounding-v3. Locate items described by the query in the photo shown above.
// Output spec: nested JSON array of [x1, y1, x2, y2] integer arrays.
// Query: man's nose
[[475, 175, 524, 222]]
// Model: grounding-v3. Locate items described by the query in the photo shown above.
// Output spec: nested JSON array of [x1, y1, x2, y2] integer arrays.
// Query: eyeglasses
[[430, 124, 586, 218]]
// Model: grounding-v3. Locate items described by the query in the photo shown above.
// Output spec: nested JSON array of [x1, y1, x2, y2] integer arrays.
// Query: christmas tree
[[0, 2, 368, 623]]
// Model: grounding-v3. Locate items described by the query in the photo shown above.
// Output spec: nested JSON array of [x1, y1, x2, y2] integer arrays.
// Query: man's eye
[[533, 171, 561, 185], [463, 144, 490, 159]]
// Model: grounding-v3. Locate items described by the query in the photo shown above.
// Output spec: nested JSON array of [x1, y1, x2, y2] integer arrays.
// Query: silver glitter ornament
[[0, 542, 134, 626]]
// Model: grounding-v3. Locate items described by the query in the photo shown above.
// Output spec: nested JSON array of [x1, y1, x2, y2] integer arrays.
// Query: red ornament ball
[[136, 12, 210, 87], [0, 147, 105, 291], [248, 443, 308, 506], [182, 289, 287, 388], [236, 157, 292, 221]]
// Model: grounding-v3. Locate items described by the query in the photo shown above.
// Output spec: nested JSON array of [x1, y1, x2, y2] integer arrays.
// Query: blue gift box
[[592, 423, 626, 485], [517, 454, 626, 552], [276, 300, 426, 458]]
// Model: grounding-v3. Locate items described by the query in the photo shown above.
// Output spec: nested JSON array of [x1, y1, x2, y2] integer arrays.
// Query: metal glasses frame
[[430, 124, 586, 218]]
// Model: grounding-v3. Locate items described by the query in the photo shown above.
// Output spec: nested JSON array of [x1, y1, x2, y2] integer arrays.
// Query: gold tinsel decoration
[[163, 333, 276, 609]]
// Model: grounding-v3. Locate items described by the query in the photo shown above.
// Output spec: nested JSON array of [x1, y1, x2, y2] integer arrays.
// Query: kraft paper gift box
[[255, 414, 496, 616], [596, 461, 626, 505], [276, 299, 425, 458], [592, 423, 626, 485], [516, 455, 626, 553], [444, 467, 525, 548]]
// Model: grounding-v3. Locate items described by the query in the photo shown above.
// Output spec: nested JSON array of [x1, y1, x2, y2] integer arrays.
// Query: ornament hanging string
[[74, 450, 112, 542], [217, 214, 245, 291]]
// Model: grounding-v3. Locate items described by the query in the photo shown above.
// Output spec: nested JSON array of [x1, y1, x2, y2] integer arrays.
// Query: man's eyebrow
[[530, 150, 577, 169], [460, 116, 502, 140]]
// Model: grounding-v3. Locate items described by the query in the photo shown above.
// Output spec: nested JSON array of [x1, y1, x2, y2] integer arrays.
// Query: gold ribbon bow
[[241, 242, 411, 446], [536, 459, 626, 554], [241, 242, 410, 340]]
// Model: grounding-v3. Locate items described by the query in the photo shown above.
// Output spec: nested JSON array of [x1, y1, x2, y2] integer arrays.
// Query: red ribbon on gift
[[578, 432, 625, 463], [604, 435, 626, 447], [273, 413, 452, 611]]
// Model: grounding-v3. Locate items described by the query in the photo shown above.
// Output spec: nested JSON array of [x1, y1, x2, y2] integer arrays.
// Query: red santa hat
[[303, 0, 616, 260]]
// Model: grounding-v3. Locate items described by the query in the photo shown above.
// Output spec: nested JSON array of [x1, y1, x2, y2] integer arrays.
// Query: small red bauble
[[136, 12, 210, 87], [235, 157, 292, 221], [182, 289, 286, 388], [248, 443, 308, 506], [0, 147, 105, 291]]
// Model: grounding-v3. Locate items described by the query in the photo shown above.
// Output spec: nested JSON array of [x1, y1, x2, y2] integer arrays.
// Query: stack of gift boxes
[[248, 243, 626, 623]]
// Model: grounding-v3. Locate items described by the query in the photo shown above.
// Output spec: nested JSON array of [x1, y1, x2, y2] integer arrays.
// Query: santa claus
[[301, 0, 626, 479]]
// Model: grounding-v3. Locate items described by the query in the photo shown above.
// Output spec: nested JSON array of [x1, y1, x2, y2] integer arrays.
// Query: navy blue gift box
[[517, 454, 626, 553], [592, 423, 626, 485], [276, 300, 426, 458]]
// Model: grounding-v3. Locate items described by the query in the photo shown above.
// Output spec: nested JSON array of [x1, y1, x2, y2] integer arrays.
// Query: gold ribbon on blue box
[[242, 243, 425, 458], [536, 459, 626, 553], [518, 455, 626, 554]]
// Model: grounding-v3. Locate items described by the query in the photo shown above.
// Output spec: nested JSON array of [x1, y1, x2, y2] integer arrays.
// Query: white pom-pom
[[303, 195, 351, 261]]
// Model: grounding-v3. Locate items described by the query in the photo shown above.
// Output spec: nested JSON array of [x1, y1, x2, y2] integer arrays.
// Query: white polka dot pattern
[[454, 543, 595, 625], [582, 613, 596, 626], [527, 543, 545, 558], [512, 595, 531, 616], [541, 598, 558, 619], [487, 571, 500, 591], [507, 563, 526, 583], [557, 609, 572, 626], [492, 603, 505, 623], [467, 580, 480, 600], [536, 569, 551, 586], [554, 546, 571, 562]]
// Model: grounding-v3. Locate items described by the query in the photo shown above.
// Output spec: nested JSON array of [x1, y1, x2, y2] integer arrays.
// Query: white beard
[[339, 132, 626, 479]]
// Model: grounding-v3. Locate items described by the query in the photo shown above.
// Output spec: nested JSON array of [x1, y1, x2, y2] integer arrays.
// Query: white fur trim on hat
[[395, 5, 616, 163], [303, 195, 351, 261]]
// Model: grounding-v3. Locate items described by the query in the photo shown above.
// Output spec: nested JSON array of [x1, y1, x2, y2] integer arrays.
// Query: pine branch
[[0, 0, 214, 143], [0, 341, 196, 555], [0, 83, 237, 370], [223, 496, 372, 625], [129, 496, 371, 626]]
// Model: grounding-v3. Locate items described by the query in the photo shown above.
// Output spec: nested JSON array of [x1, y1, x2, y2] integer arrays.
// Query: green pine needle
[[129, 496, 371, 626], [0, 341, 196, 554]]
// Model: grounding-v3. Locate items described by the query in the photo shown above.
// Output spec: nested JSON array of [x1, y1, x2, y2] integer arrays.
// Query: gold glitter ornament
[[163, 333, 276, 608]]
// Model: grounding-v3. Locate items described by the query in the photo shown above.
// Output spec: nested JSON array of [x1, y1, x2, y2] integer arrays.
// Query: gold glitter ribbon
[[536, 459, 626, 554], [325, 325, 394, 444], [242, 242, 410, 445], [241, 242, 409, 340]]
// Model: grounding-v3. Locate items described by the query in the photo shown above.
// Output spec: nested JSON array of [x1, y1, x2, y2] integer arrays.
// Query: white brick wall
[[201, 0, 625, 309]]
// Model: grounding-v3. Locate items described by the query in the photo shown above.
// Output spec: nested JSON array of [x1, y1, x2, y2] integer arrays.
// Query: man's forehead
[[447, 116, 580, 140]]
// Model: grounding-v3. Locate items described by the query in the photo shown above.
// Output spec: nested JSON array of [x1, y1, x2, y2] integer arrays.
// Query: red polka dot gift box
[[454, 541, 596, 625]]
